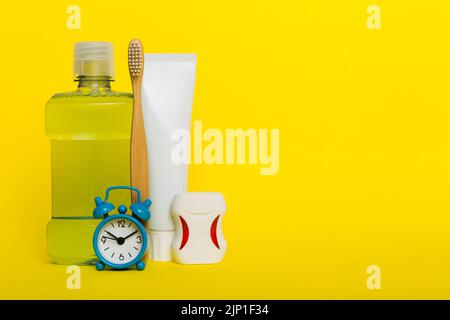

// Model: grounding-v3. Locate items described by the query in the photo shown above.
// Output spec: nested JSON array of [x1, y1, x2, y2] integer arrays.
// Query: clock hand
[[104, 230, 119, 240], [123, 230, 139, 240], [102, 236, 117, 241]]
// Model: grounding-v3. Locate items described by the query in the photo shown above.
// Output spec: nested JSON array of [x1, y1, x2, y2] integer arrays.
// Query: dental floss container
[[171, 193, 227, 264]]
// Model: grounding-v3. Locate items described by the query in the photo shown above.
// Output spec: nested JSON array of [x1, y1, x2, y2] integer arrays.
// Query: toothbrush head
[[128, 39, 144, 79]]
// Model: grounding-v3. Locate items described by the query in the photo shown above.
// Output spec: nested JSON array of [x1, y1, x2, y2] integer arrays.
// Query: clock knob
[[93, 197, 115, 218], [130, 199, 151, 221], [118, 205, 127, 214]]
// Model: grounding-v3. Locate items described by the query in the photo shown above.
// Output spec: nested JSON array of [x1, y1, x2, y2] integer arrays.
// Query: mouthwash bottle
[[46, 42, 132, 264]]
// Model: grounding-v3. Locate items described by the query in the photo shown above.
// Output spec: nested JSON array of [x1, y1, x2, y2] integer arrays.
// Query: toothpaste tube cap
[[148, 230, 174, 261]]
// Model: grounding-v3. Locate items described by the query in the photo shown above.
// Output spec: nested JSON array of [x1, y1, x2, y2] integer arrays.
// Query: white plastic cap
[[73, 42, 114, 80], [147, 230, 174, 261]]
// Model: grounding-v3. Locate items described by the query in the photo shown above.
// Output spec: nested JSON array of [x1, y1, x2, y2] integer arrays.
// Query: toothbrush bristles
[[129, 40, 143, 77]]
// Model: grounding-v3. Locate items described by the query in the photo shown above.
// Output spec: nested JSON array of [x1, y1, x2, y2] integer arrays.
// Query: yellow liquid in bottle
[[46, 91, 132, 264]]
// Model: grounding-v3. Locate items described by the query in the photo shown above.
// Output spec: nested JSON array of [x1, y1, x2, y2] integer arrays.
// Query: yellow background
[[0, 0, 449, 299]]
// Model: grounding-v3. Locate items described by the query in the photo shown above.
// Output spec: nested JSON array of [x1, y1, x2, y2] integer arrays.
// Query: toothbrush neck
[[76, 76, 112, 91]]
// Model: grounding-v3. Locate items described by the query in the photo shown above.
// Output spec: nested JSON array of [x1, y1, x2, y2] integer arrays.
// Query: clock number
[[136, 236, 142, 244], [119, 253, 124, 261], [117, 220, 126, 228], [101, 236, 107, 244]]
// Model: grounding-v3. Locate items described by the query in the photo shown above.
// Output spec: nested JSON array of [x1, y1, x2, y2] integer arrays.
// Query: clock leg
[[136, 260, 145, 271], [96, 261, 105, 271]]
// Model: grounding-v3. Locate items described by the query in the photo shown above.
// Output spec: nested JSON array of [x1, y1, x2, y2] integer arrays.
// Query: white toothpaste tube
[[141, 54, 197, 261]]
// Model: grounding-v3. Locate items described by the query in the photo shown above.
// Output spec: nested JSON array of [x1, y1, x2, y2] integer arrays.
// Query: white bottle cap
[[147, 230, 174, 261], [73, 42, 114, 80]]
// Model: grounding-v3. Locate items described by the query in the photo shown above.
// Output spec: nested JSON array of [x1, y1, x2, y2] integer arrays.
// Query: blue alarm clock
[[93, 186, 151, 271]]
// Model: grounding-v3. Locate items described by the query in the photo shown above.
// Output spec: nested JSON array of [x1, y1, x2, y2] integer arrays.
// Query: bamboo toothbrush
[[129, 39, 149, 203]]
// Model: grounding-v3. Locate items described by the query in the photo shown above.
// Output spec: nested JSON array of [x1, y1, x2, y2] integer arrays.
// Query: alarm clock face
[[95, 216, 146, 267]]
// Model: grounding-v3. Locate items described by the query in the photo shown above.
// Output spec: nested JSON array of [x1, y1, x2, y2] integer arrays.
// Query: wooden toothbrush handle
[[131, 83, 149, 203]]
